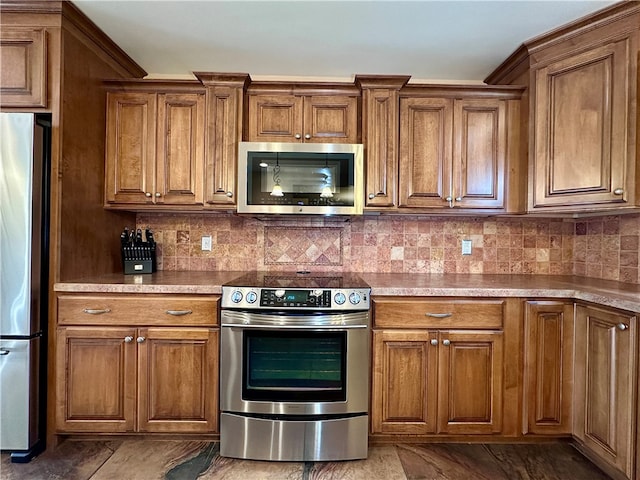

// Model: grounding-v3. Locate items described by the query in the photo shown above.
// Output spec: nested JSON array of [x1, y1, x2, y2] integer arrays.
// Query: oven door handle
[[221, 323, 368, 330]]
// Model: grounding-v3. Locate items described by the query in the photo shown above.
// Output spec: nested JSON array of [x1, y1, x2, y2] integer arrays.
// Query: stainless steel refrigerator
[[0, 112, 50, 462]]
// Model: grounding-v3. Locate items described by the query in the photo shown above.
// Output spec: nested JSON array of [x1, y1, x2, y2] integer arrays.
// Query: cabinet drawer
[[57, 294, 219, 326], [373, 298, 503, 329]]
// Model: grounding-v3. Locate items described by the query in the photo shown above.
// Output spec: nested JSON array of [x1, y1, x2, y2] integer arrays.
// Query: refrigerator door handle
[[0, 349, 9, 355]]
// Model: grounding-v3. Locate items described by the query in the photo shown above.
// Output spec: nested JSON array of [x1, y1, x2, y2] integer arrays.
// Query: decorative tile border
[[264, 226, 343, 266]]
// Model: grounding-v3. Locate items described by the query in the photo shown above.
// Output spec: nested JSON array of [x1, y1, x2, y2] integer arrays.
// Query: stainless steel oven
[[219, 272, 370, 462]]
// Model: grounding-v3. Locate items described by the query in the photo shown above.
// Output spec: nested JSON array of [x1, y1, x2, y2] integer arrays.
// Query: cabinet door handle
[[425, 312, 452, 318], [455, 197, 462, 202], [226, 191, 233, 197], [617, 323, 629, 331], [442, 339, 451, 346], [124, 336, 134, 343], [430, 339, 438, 346], [368, 193, 375, 200], [305, 133, 311, 140], [136, 336, 146, 343], [82, 308, 111, 315], [145, 192, 152, 198], [166, 310, 192, 316], [154, 192, 161, 198], [613, 188, 624, 195], [295, 133, 301, 139]]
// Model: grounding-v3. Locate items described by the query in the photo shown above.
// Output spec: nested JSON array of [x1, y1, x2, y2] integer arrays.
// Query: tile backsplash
[[137, 212, 640, 284]]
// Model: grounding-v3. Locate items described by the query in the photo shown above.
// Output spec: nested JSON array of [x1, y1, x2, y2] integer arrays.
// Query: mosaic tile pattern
[[264, 227, 343, 266], [136, 212, 640, 284]]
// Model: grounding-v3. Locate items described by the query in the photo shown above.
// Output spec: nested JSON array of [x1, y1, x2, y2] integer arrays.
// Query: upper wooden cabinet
[[486, 3, 640, 214], [0, 27, 47, 108], [398, 93, 522, 212], [246, 91, 359, 144], [105, 83, 206, 209]]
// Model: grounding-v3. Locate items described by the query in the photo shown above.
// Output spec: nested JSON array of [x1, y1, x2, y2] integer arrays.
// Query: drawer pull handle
[[82, 308, 111, 315], [166, 310, 192, 316], [425, 312, 452, 318]]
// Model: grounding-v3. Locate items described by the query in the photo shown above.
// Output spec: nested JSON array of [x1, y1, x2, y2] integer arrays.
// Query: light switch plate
[[461, 239, 472, 255], [201, 235, 212, 251]]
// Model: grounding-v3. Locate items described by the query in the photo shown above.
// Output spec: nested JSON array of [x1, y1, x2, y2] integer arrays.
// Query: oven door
[[220, 310, 369, 416]]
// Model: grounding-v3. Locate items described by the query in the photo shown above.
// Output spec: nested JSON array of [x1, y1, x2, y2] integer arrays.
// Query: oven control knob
[[349, 292, 361, 305], [246, 291, 258, 304], [334, 292, 346, 305], [230, 290, 243, 303], [274, 289, 285, 298], [311, 289, 323, 297]]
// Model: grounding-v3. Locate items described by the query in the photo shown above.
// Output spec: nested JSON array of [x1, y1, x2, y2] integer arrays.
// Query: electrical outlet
[[201, 235, 212, 251], [461, 239, 472, 255]]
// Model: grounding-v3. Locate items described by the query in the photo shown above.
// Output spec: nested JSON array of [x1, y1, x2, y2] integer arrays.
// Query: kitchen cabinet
[[195, 72, 249, 207], [398, 95, 519, 211], [0, 27, 47, 108], [371, 298, 506, 435], [573, 304, 637, 480], [486, 3, 640, 214], [247, 93, 359, 144], [356, 75, 410, 208], [55, 294, 219, 434], [105, 84, 206, 208], [523, 300, 574, 435]]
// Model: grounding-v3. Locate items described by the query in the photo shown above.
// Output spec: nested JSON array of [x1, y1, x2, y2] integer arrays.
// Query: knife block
[[121, 243, 156, 275]]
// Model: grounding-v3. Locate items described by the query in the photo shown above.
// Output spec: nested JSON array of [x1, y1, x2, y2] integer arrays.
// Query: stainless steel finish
[[220, 309, 370, 416], [426, 312, 452, 318], [614, 188, 624, 195], [617, 323, 629, 331], [0, 338, 40, 451], [305, 133, 311, 139], [221, 286, 370, 311], [430, 339, 438, 346], [237, 141, 364, 215], [136, 336, 146, 343], [124, 336, 133, 343], [442, 339, 451, 346], [368, 193, 375, 199], [166, 310, 192, 316], [83, 308, 111, 315], [220, 412, 368, 461]]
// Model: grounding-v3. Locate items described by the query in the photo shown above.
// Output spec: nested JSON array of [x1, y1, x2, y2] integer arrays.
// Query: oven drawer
[[373, 297, 504, 329], [57, 294, 219, 326]]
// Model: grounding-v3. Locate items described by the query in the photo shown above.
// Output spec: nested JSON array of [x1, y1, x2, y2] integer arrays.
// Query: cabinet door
[[532, 39, 631, 210], [371, 330, 437, 434], [524, 301, 574, 434], [137, 327, 218, 433], [437, 330, 503, 434], [574, 305, 637, 479], [303, 96, 358, 143], [105, 92, 157, 205], [0, 27, 46, 107], [399, 97, 453, 208], [247, 94, 303, 142], [155, 93, 205, 205], [55, 327, 136, 433], [452, 99, 506, 209]]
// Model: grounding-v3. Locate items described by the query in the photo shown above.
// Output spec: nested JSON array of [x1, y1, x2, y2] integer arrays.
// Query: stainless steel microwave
[[237, 142, 364, 215]]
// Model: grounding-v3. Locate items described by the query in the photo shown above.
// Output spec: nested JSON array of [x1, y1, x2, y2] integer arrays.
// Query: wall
[[135, 212, 640, 284], [131, 212, 625, 284]]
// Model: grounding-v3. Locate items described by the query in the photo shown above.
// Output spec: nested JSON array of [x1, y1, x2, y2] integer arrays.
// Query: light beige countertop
[[55, 272, 640, 313]]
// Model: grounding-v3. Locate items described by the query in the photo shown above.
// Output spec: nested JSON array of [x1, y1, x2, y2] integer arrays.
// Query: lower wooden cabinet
[[56, 326, 218, 434], [371, 297, 506, 436], [573, 304, 637, 480], [55, 293, 220, 435], [524, 301, 574, 435]]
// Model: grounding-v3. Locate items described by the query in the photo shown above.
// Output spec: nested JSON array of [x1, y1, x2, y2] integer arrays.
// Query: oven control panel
[[221, 287, 370, 310]]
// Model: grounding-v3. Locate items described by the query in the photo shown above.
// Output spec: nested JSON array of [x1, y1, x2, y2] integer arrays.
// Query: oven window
[[243, 330, 347, 402]]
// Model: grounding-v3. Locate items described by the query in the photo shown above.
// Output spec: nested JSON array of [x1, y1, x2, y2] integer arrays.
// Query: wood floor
[[1, 440, 612, 480]]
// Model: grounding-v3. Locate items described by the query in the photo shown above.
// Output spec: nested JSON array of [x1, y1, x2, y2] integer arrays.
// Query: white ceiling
[[73, 0, 616, 84]]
